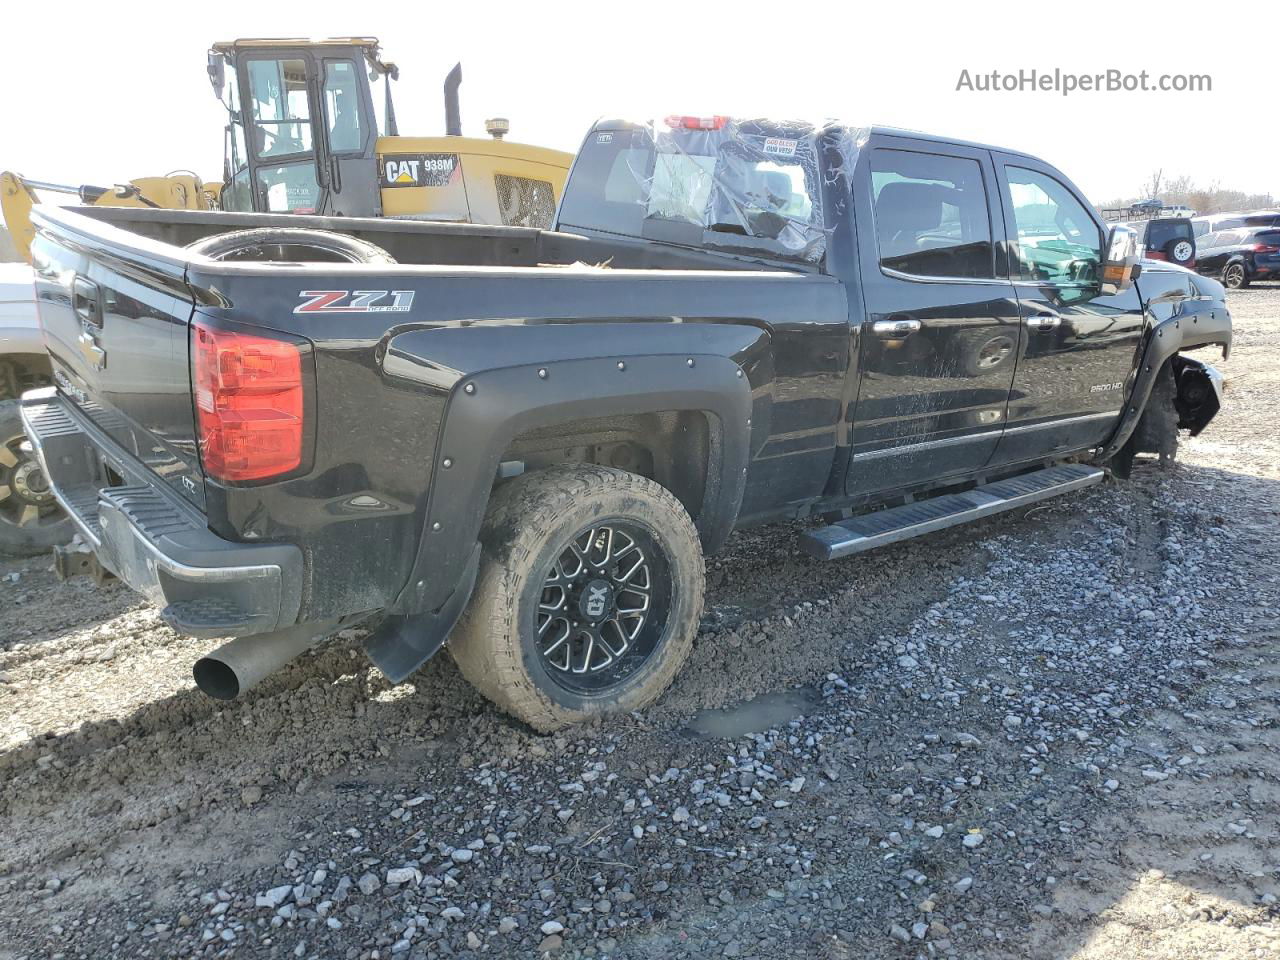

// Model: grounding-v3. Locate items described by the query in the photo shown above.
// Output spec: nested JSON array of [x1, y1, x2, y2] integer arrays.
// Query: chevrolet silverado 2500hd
[[20, 117, 1230, 730]]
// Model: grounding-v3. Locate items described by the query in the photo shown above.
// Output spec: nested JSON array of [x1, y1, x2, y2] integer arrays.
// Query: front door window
[[1005, 167, 1103, 286]]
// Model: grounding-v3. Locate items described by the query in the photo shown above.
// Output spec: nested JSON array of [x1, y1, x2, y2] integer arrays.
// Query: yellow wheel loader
[[1, 172, 217, 263], [207, 37, 571, 224], [3, 37, 572, 264]]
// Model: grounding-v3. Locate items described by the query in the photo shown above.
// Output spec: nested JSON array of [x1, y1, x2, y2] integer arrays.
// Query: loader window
[[323, 61, 363, 153], [248, 58, 313, 159]]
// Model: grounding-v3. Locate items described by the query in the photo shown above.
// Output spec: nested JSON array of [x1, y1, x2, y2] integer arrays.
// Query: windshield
[[559, 119, 864, 264]]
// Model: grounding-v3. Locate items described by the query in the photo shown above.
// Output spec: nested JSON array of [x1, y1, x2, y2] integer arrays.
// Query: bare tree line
[[1103, 168, 1276, 215]]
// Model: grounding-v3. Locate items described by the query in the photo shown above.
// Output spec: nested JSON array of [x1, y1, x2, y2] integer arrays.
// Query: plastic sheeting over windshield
[[565, 117, 868, 264]]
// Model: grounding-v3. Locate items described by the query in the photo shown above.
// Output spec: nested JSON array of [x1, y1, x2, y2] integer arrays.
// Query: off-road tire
[[185, 228, 397, 264], [449, 464, 704, 732], [0, 399, 72, 557]]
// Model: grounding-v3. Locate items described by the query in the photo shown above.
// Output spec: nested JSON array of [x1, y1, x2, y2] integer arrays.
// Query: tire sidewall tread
[[450, 465, 703, 732]]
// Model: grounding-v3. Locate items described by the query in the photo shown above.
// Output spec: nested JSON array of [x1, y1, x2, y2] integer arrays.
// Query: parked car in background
[[1191, 210, 1280, 238], [1195, 226, 1280, 288], [0, 262, 71, 555], [1122, 217, 1197, 268]]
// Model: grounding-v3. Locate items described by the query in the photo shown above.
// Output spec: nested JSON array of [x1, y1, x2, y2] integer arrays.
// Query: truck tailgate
[[29, 205, 204, 509]]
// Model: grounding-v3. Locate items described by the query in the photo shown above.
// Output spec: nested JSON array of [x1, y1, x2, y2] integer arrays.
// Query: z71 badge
[[295, 290, 415, 314], [381, 153, 459, 188]]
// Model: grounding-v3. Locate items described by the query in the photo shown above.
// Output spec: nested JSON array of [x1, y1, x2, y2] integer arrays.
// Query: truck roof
[[587, 118, 1041, 163]]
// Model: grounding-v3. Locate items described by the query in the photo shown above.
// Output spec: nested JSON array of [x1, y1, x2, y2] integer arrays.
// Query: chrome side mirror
[[1099, 225, 1140, 296]]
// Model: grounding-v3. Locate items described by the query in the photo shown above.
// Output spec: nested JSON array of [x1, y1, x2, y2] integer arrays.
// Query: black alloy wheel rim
[[1223, 264, 1245, 288], [0, 431, 60, 532], [534, 521, 673, 694]]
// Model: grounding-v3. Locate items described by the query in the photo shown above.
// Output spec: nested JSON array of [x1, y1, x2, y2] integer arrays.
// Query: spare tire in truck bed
[[185, 228, 397, 264]]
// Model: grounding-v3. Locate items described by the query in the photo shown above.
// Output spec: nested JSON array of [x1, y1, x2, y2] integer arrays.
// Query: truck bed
[[26, 203, 847, 643]]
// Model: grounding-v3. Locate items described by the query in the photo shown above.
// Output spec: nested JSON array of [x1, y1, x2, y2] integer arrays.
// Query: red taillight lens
[[1253, 243, 1279, 253], [193, 320, 304, 483], [664, 115, 729, 130]]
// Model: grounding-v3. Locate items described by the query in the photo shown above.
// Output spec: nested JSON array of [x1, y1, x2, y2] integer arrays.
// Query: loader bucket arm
[[1, 171, 38, 263]]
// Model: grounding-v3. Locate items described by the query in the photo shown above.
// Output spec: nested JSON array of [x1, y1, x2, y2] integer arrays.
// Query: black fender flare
[[1101, 314, 1187, 458], [365, 321, 765, 682]]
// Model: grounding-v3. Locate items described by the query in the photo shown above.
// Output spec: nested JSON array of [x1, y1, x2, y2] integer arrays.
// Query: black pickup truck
[[21, 117, 1230, 730]]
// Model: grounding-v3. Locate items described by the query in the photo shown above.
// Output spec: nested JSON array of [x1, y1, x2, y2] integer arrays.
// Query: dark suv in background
[[1196, 226, 1280, 288], [1124, 217, 1197, 268]]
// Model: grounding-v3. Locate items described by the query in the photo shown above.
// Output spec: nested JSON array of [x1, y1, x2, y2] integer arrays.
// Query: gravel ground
[[1, 285, 1278, 960]]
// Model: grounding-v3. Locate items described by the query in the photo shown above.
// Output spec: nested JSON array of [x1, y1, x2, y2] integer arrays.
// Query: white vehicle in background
[[1191, 210, 1280, 238], [1, 262, 71, 555]]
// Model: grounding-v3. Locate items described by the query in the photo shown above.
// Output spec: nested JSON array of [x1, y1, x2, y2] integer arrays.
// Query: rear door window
[[869, 149, 994, 279]]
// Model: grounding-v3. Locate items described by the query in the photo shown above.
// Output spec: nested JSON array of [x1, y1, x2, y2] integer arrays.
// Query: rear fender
[[368, 320, 767, 681]]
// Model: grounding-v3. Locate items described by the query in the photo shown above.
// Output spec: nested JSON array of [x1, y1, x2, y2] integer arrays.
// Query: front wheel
[[449, 465, 704, 731]]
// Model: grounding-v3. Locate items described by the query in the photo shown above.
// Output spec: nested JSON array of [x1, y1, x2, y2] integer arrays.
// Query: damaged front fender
[[1171, 355, 1223, 436]]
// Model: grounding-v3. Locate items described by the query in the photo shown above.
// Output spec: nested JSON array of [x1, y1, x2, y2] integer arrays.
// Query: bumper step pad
[[799, 463, 1105, 561]]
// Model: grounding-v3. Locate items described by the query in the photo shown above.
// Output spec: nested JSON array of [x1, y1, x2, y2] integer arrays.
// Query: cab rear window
[[558, 120, 836, 264]]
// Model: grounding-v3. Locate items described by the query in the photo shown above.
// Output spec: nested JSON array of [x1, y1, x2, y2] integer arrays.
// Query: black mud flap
[[363, 543, 481, 683]]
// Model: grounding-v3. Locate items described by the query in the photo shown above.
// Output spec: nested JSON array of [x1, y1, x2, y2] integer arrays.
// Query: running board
[[799, 463, 1105, 561]]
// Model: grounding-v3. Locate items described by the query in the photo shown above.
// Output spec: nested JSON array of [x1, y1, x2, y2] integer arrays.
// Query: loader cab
[[209, 38, 390, 217]]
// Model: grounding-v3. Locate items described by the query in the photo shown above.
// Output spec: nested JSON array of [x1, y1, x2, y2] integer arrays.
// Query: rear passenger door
[[846, 137, 1020, 497], [987, 156, 1146, 466], [1195, 232, 1229, 274]]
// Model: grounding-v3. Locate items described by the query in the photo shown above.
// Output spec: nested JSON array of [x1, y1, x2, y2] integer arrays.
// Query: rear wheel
[[0, 400, 72, 557], [185, 228, 397, 264], [449, 465, 704, 731], [1221, 261, 1248, 290]]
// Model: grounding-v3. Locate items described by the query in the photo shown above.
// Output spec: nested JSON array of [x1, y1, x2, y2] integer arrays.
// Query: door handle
[[1025, 312, 1061, 331], [873, 317, 922, 339]]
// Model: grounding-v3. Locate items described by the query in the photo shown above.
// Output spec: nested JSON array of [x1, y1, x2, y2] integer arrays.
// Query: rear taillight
[[193, 320, 304, 484], [1253, 243, 1279, 254]]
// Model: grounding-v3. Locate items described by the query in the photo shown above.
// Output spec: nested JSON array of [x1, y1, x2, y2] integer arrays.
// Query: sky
[[3, 1, 1277, 206]]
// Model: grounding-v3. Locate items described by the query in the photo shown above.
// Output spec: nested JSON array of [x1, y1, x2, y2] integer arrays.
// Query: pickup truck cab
[[21, 116, 1231, 730]]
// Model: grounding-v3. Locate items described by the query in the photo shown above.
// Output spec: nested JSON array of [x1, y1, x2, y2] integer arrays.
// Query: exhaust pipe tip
[[193, 656, 242, 700], [190, 620, 343, 700]]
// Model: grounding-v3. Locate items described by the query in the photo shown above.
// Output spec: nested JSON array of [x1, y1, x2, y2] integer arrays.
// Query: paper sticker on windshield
[[596, 132, 613, 144], [381, 153, 459, 188], [763, 137, 798, 157]]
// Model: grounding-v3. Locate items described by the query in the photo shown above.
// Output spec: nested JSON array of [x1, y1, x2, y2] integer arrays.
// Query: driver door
[[987, 156, 1146, 467]]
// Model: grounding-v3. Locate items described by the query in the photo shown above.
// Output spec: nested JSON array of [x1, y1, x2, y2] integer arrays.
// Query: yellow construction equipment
[[206, 38, 571, 224], [1, 172, 217, 262], [3, 37, 573, 263]]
